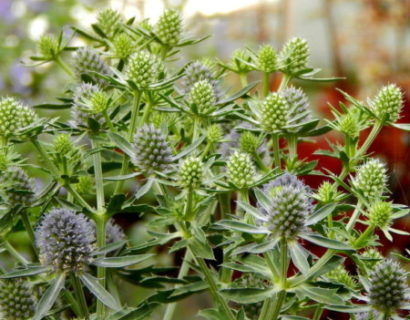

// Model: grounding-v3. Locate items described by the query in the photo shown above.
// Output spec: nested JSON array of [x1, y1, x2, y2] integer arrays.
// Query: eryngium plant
[[0, 6, 408, 320]]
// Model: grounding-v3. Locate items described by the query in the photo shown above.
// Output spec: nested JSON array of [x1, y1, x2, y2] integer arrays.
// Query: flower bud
[[279, 37, 309, 76], [189, 80, 216, 115], [73, 48, 112, 85], [96, 8, 123, 38], [260, 92, 289, 132], [368, 259, 407, 313], [0, 97, 37, 137], [353, 159, 387, 201], [182, 61, 221, 99], [112, 33, 135, 59], [0, 279, 35, 320], [227, 151, 255, 189], [90, 91, 109, 113], [280, 86, 311, 125], [326, 265, 356, 289], [71, 83, 104, 127], [206, 124, 223, 144], [127, 51, 162, 88], [36, 208, 95, 272], [52, 134, 73, 155], [261, 174, 311, 239], [361, 248, 383, 270], [75, 176, 94, 195], [368, 201, 392, 228], [371, 84, 403, 123], [0, 167, 35, 206], [230, 49, 253, 73], [155, 9, 182, 46], [37, 35, 59, 60], [314, 181, 338, 204], [256, 44, 277, 73], [179, 157, 203, 189], [132, 124, 172, 173], [239, 131, 260, 154], [338, 113, 360, 138]]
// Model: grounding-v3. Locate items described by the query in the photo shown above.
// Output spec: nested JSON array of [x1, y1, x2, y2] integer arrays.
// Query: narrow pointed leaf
[[93, 254, 154, 268], [80, 273, 121, 310]]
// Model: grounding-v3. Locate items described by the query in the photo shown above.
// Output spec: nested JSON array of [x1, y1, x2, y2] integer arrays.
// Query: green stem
[[272, 134, 281, 169], [184, 188, 194, 221], [287, 135, 297, 161], [139, 98, 152, 127], [278, 74, 290, 91], [346, 201, 362, 231], [262, 72, 270, 97], [114, 91, 142, 195], [312, 305, 323, 320], [64, 289, 82, 318], [192, 118, 200, 142], [91, 138, 105, 211], [3, 240, 28, 265], [163, 250, 193, 320], [195, 257, 236, 320], [236, 189, 249, 216], [71, 274, 89, 320], [102, 110, 114, 130], [20, 209, 37, 255], [239, 73, 248, 88], [55, 56, 75, 78], [353, 224, 375, 248], [267, 290, 286, 320], [96, 216, 107, 318], [65, 184, 95, 214], [357, 121, 383, 156]]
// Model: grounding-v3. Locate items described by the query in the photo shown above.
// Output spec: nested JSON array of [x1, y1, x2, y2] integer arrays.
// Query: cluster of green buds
[[260, 92, 289, 132], [112, 33, 135, 60], [353, 159, 388, 201], [73, 47, 112, 85], [256, 44, 278, 73], [127, 51, 163, 89], [37, 35, 61, 61], [96, 8, 123, 39], [239, 131, 260, 154], [370, 84, 403, 123], [229, 49, 254, 74], [367, 201, 392, 229], [227, 151, 256, 189], [206, 124, 223, 145], [179, 157, 203, 189], [188, 80, 217, 115], [155, 9, 182, 46], [0, 167, 35, 207], [279, 37, 310, 76], [326, 265, 356, 289]]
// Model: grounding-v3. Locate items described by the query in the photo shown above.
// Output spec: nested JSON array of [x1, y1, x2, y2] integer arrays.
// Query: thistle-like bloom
[[260, 92, 289, 132], [239, 131, 260, 154], [337, 113, 360, 138], [256, 44, 278, 73], [0, 97, 37, 137], [71, 82, 104, 127], [37, 35, 59, 60], [368, 201, 392, 229], [206, 124, 223, 144], [314, 181, 337, 204], [368, 259, 407, 313], [326, 265, 356, 289], [132, 125, 172, 173], [260, 174, 311, 239], [189, 80, 216, 115], [75, 176, 94, 195], [230, 49, 253, 73], [96, 8, 123, 38], [227, 151, 255, 189], [179, 157, 203, 189], [112, 33, 135, 59], [279, 37, 309, 76], [0, 279, 35, 320], [182, 61, 221, 99], [90, 91, 109, 113], [280, 86, 311, 125], [0, 167, 35, 206], [73, 48, 112, 85], [36, 208, 95, 272], [106, 219, 126, 244], [155, 9, 182, 46], [370, 84, 403, 123], [353, 159, 387, 201], [361, 248, 383, 271], [127, 51, 162, 89]]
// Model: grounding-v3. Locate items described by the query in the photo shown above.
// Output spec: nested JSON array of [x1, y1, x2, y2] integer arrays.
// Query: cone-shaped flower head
[[90, 90, 109, 114], [36, 208, 95, 272], [0, 97, 37, 137], [112, 33, 135, 59], [368, 201, 392, 229], [0, 279, 35, 320], [230, 48, 253, 73], [371, 84, 403, 123], [239, 131, 260, 154], [279, 37, 309, 76], [261, 174, 311, 239], [189, 80, 216, 115], [368, 259, 407, 313], [132, 124, 172, 173], [353, 159, 387, 201], [280, 86, 311, 125], [326, 265, 356, 289], [179, 157, 203, 189], [37, 35, 59, 60], [155, 9, 182, 46], [361, 248, 383, 270], [337, 113, 360, 138], [182, 61, 221, 99], [96, 8, 123, 38], [106, 219, 125, 244], [75, 176, 94, 195], [206, 124, 223, 144], [0, 167, 35, 206], [127, 51, 162, 89], [256, 44, 278, 73], [73, 48, 112, 85], [260, 92, 289, 132], [314, 181, 337, 204], [71, 82, 104, 127], [227, 151, 255, 189]]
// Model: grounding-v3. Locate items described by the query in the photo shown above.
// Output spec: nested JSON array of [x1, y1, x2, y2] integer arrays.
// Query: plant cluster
[[0, 7, 409, 320]]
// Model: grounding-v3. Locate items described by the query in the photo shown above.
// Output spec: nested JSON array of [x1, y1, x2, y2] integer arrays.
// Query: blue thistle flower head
[[36, 208, 95, 272], [106, 219, 125, 244]]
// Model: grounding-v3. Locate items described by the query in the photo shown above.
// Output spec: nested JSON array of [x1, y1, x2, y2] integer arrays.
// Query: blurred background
[[1, 0, 410, 318]]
